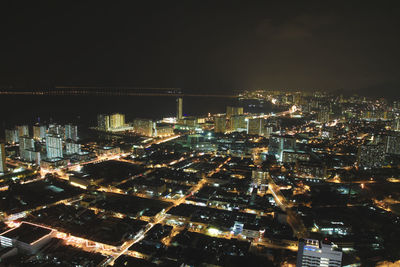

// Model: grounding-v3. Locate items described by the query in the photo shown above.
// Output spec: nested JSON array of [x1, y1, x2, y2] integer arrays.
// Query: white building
[[64, 124, 78, 141], [5, 129, 19, 144], [65, 141, 81, 155], [33, 125, 46, 140], [46, 134, 63, 159], [296, 239, 342, 267]]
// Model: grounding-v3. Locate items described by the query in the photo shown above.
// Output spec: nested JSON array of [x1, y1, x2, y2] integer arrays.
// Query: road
[[266, 173, 308, 239]]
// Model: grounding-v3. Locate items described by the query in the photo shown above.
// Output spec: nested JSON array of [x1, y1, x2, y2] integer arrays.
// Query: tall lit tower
[[65, 124, 78, 141], [46, 134, 63, 159], [177, 97, 183, 120]]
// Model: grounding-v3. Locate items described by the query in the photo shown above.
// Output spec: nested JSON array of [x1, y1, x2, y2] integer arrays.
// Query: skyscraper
[[19, 136, 35, 162], [317, 108, 330, 123], [296, 239, 342, 267], [64, 124, 78, 141], [214, 116, 226, 133], [17, 125, 29, 137], [110, 113, 125, 129], [177, 97, 183, 120], [33, 124, 46, 140], [268, 134, 297, 161], [392, 117, 400, 131], [0, 143, 6, 174], [226, 106, 243, 118], [97, 113, 125, 131], [229, 115, 246, 132], [48, 124, 63, 135], [247, 118, 265, 135], [46, 134, 63, 159], [5, 129, 19, 144]]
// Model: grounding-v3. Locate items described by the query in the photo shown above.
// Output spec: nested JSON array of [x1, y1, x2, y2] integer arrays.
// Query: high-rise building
[[357, 143, 385, 168], [17, 125, 29, 137], [64, 124, 78, 141], [133, 119, 154, 137], [48, 124, 63, 135], [392, 117, 400, 131], [263, 125, 274, 138], [110, 113, 125, 129], [46, 134, 63, 159], [385, 134, 400, 155], [65, 141, 81, 155], [33, 124, 46, 140], [0, 143, 6, 174], [177, 97, 183, 120], [229, 115, 247, 132], [268, 134, 297, 161], [19, 136, 35, 162], [5, 129, 19, 144], [97, 114, 110, 131], [251, 170, 268, 186], [226, 106, 243, 118], [317, 108, 330, 123], [97, 113, 125, 131], [214, 116, 226, 133], [296, 239, 342, 267], [247, 118, 265, 136]]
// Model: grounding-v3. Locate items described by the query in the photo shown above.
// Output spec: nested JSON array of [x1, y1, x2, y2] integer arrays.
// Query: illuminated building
[[64, 124, 78, 141], [5, 129, 19, 144], [268, 134, 297, 161], [247, 118, 265, 135], [33, 124, 46, 140], [95, 146, 121, 156], [214, 116, 226, 133], [282, 151, 310, 163], [0, 143, 6, 174], [392, 117, 400, 131], [19, 136, 35, 161], [110, 113, 125, 129], [65, 141, 81, 155], [17, 125, 29, 137], [263, 125, 274, 138], [385, 134, 400, 155], [0, 222, 54, 255], [48, 124, 63, 135], [45, 134, 63, 159], [133, 119, 154, 136], [226, 106, 243, 118], [295, 161, 327, 181], [317, 108, 330, 123], [251, 170, 268, 187], [296, 239, 342, 267], [154, 123, 174, 137], [177, 97, 183, 120], [228, 115, 246, 132], [97, 113, 127, 131], [97, 114, 110, 131], [357, 143, 385, 168]]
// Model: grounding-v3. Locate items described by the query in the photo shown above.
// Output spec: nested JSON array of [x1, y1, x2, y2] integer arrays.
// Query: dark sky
[[1, 1, 400, 94]]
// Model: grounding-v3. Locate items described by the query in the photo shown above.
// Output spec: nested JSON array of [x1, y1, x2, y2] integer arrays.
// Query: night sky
[[1, 1, 400, 94]]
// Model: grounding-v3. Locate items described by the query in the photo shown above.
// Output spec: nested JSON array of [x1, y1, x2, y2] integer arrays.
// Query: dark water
[[0, 95, 241, 130]]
